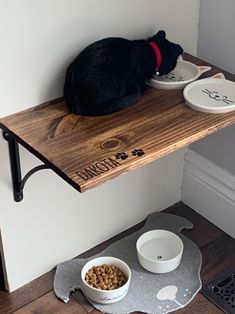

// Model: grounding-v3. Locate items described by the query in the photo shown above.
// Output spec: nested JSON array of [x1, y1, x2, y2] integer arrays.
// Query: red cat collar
[[149, 41, 162, 74]]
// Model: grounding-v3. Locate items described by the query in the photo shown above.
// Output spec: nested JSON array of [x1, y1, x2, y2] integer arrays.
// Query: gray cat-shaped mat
[[54, 213, 202, 314]]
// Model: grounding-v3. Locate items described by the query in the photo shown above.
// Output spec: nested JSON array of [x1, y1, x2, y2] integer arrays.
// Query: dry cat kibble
[[85, 264, 127, 290]]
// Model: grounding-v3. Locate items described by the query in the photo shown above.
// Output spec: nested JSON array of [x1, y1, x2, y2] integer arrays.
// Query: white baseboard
[[182, 149, 235, 239]]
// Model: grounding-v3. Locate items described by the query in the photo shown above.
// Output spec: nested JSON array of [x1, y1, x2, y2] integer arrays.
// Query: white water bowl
[[149, 60, 211, 90], [136, 230, 184, 273], [81, 256, 131, 304]]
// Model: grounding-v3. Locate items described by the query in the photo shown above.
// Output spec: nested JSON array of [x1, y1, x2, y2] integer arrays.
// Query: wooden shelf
[[1, 53, 235, 198]]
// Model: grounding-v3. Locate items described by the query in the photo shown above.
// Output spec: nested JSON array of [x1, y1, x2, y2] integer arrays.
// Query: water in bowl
[[140, 239, 177, 261]]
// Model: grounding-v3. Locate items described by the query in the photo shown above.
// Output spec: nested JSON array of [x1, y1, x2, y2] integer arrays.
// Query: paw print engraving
[[132, 149, 145, 157], [115, 152, 129, 160]]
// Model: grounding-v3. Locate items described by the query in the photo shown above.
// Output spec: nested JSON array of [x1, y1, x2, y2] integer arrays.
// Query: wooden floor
[[1, 202, 234, 314], [0, 256, 4, 290]]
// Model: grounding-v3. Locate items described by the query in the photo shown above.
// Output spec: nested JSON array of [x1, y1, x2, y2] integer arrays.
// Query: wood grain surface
[[1, 53, 235, 193]]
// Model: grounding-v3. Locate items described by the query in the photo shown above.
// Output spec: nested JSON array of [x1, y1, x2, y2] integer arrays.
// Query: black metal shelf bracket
[[3, 131, 50, 202]]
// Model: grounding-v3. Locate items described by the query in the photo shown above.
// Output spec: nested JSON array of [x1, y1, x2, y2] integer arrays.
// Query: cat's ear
[[149, 30, 166, 42], [155, 30, 166, 40]]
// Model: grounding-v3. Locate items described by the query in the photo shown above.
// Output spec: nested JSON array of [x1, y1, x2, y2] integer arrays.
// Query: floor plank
[[0, 271, 54, 314], [0, 255, 4, 290], [172, 293, 223, 314], [13, 291, 87, 314], [164, 202, 224, 249], [201, 233, 235, 284], [1, 202, 233, 314]]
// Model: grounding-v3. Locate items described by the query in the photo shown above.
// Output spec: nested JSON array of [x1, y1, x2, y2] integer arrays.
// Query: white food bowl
[[183, 72, 235, 113], [136, 230, 184, 273], [149, 60, 211, 90], [81, 256, 131, 304]]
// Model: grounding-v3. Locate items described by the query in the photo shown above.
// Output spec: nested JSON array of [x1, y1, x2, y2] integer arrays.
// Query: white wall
[[190, 0, 235, 172], [0, 0, 200, 291], [182, 1, 235, 239], [197, 0, 235, 75]]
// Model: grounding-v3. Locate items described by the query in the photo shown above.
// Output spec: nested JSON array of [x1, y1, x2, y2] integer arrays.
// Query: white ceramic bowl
[[136, 230, 184, 273], [149, 60, 211, 90], [81, 256, 131, 304], [183, 72, 235, 113]]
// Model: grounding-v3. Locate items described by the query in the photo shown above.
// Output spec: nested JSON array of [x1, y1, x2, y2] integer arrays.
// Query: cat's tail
[[74, 93, 140, 116]]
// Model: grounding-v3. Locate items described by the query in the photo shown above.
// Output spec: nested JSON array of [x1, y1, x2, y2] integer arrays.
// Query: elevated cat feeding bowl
[[136, 230, 184, 273], [149, 60, 211, 90]]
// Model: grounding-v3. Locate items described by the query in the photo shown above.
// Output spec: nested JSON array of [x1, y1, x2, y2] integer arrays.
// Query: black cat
[[64, 30, 183, 116]]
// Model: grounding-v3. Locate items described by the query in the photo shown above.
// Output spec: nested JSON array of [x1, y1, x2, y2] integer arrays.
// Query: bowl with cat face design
[[149, 60, 211, 90], [184, 73, 235, 113]]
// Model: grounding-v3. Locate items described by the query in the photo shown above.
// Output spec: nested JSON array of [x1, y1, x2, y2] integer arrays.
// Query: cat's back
[[76, 37, 132, 67]]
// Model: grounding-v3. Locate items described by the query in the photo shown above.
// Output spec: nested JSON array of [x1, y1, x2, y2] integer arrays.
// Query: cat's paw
[[115, 152, 129, 160], [131, 149, 145, 157]]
